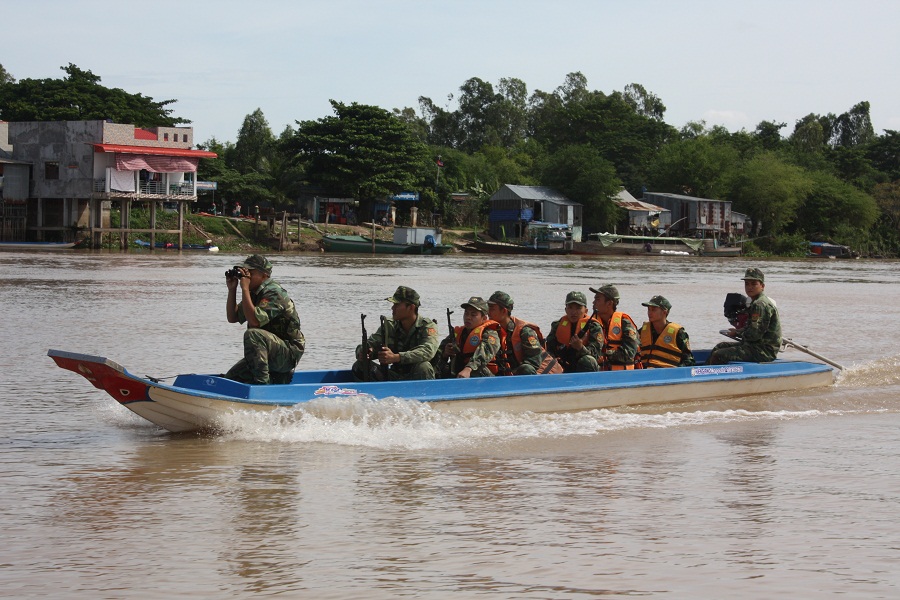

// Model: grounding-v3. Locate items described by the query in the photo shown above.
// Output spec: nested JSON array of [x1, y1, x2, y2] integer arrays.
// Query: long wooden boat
[[135, 239, 219, 252], [0, 241, 76, 250], [461, 238, 571, 255], [320, 234, 452, 255], [49, 349, 835, 434], [574, 234, 703, 256]]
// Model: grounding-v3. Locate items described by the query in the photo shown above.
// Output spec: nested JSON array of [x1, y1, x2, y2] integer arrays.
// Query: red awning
[[93, 144, 217, 159]]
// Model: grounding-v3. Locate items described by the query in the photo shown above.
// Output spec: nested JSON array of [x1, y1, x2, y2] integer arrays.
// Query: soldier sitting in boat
[[224, 254, 306, 384], [353, 286, 439, 381], [546, 291, 603, 372], [487, 291, 563, 375], [589, 284, 640, 370], [638, 295, 695, 368], [707, 268, 782, 365], [435, 296, 501, 378]]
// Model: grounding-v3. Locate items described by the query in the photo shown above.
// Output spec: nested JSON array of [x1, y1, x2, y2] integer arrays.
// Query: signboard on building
[[196, 181, 218, 191], [391, 191, 419, 202]]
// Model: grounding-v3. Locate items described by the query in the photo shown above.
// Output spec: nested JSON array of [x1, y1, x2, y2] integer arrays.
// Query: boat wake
[[212, 394, 874, 450], [834, 354, 900, 387]]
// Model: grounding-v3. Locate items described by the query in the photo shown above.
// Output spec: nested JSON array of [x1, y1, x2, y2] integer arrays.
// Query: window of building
[[45, 161, 60, 180], [164, 133, 169, 141]]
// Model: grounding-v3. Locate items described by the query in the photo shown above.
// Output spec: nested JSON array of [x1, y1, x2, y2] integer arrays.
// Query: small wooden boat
[[808, 242, 857, 259], [49, 349, 835, 434], [320, 234, 452, 255], [0, 241, 76, 250], [135, 239, 219, 252]]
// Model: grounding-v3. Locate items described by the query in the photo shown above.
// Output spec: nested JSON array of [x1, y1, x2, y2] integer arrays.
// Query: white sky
[[4, 0, 899, 144]]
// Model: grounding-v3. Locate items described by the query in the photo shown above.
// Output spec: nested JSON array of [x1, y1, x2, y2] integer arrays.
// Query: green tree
[[754, 120, 786, 151], [729, 152, 813, 236], [540, 144, 621, 232], [648, 135, 739, 198], [867, 130, 900, 180], [0, 63, 14, 85], [232, 108, 275, 175], [287, 101, 429, 203], [0, 64, 186, 126], [797, 170, 879, 238]]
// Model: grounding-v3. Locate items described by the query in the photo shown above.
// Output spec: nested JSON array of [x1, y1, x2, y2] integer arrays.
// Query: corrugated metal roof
[[493, 184, 579, 204], [614, 199, 669, 213], [644, 192, 726, 203]]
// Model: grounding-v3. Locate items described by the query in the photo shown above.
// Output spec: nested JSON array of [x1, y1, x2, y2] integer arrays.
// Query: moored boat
[[574, 233, 703, 256], [135, 239, 219, 251], [320, 234, 452, 255], [49, 349, 836, 434], [0, 241, 77, 250]]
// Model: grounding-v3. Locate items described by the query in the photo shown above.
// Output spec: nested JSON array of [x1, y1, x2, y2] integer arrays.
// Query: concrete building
[[488, 184, 583, 242], [0, 120, 215, 246]]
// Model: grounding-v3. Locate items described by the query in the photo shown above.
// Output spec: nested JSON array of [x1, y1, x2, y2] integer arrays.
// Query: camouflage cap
[[487, 290, 514, 310], [641, 295, 672, 312], [386, 285, 421, 306], [742, 267, 765, 283], [589, 284, 620, 302], [565, 291, 587, 306], [461, 296, 489, 314], [239, 254, 272, 275]]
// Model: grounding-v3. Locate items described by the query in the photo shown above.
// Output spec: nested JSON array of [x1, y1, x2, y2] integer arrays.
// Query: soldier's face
[[744, 279, 763, 299], [647, 305, 667, 324], [487, 303, 506, 322], [565, 303, 587, 321], [463, 308, 486, 329]]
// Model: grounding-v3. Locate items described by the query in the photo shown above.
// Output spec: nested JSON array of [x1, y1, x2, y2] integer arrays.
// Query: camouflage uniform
[[354, 315, 439, 380], [496, 318, 546, 375], [226, 269, 305, 385], [602, 313, 639, 368], [547, 292, 603, 373], [547, 318, 604, 372], [437, 326, 501, 377], [709, 268, 782, 364]]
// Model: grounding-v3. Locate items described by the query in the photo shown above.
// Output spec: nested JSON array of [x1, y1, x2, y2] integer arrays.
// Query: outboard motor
[[423, 234, 436, 249], [723, 293, 751, 329]]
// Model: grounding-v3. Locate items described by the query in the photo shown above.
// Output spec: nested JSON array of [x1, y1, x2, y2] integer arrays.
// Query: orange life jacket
[[454, 320, 501, 375], [639, 321, 685, 368], [497, 317, 562, 375], [603, 312, 636, 371]]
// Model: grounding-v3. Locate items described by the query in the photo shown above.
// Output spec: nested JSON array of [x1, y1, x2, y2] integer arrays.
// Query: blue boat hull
[[49, 349, 836, 433]]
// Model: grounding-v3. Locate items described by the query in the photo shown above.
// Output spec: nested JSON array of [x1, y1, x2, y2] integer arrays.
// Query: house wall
[[8, 121, 103, 199]]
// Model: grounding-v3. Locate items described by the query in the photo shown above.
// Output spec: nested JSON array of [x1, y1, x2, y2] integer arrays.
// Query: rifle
[[360, 313, 370, 381], [380, 315, 390, 378], [443, 308, 457, 378]]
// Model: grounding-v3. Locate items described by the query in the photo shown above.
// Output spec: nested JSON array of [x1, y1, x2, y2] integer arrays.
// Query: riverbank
[[95, 211, 477, 254]]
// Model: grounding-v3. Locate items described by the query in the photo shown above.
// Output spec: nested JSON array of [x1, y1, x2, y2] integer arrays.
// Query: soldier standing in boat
[[353, 286, 439, 381], [707, 268, 782, 364], [224, 254, 305, 384], [546, 291, 604, 372], [435, 296, 501, 378], [637, 295, 695, 368], [589, 284, 639, 370]]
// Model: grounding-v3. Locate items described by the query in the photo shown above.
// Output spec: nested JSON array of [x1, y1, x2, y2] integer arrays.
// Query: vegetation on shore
[[3, 63, 899, 256]]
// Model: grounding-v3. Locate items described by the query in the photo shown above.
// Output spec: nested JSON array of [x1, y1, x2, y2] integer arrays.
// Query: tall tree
[[540, 144, 622, 233], [729, 152, 812, 236], [287, 101, 429, 202], [0, 64, 186, 126], [0, 63, 14, 85], [648, 136, 739, 199], [232, 108, 275, 175]]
